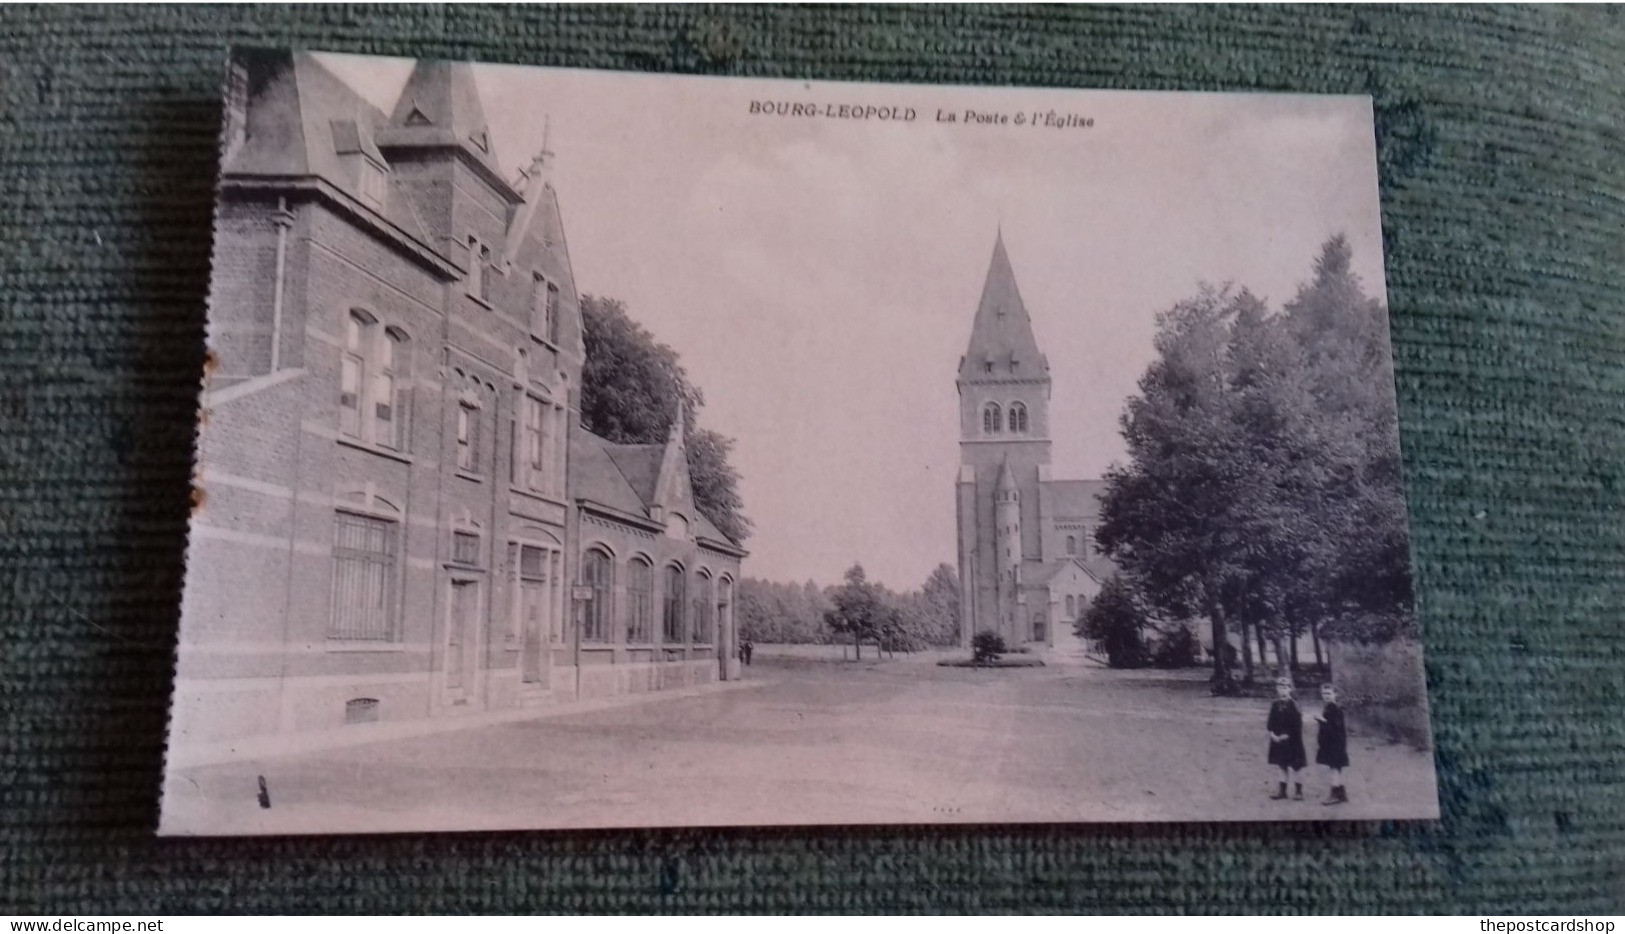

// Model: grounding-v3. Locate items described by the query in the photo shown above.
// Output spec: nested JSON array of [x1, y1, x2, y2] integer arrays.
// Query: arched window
[[580, 549, 612, 643], [1065, 535, 1077, 556], [1066, 594, 1076, 617], [1009, 401, 1029, 434], [983, 402, 1002, 434], [626, 557, 653, 643], [692, 572, 712, 644], [662, 564, 686, 643]]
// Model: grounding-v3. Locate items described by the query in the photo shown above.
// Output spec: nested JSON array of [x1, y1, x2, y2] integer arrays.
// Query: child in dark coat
[[1266, 677, 1307, 800], [1315, 683, 1350, 805]]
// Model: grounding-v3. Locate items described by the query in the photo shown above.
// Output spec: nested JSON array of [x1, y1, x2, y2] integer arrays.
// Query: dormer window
[[358, 159, 387, 208], [983, 360, 994, 374]]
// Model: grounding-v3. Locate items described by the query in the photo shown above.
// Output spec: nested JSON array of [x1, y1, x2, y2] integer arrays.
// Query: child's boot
[[1293, 781, 1304, 801], [1270, 781, 1288, 800]]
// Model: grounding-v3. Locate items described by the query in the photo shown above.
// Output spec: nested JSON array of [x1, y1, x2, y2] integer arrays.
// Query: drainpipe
[[269, 196, 294, 371]]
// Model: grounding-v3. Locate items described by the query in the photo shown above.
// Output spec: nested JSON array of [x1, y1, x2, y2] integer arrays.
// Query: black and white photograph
[[159, 49, 1439, 835]]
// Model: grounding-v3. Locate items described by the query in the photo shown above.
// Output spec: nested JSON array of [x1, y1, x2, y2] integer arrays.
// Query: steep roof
[[1043, 478, 1109, 519], [568, 426, 650, 519], [570, 425, 743, 550], [601, 442, 664, 505], [958, 231, 1048, 382], [376, 59, 518, 202], [222, 52, 434, 244], [995, 456, 1018, 493], [1032, 554, 1115, 588]]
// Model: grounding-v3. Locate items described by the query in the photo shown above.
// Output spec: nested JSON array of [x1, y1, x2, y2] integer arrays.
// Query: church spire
[[958, 231, 1047, 383]]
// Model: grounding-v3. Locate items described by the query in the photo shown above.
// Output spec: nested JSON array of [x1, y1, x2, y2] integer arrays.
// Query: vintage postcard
[[159, 49, 1438, 835]]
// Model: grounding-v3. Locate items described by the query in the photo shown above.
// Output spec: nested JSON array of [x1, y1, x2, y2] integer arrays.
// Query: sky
[[316, 53, 1391, 591]]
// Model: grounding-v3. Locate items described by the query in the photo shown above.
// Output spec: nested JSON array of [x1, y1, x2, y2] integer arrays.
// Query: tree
[[1096, 285, 1250, 687], [823, 564, 898, 661], [1081, 574, 1148, 669], [1097, 237, 1417, 692], [920, 563, 961, 644], [736, 577, 832, 643], [579, 295, 752, 543]]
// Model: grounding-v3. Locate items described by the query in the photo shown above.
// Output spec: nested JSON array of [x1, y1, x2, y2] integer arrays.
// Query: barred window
[[662, 565, 685, 644], [626, 557, 653, 643], [330, 511, 398, 641], [580, 549, 612, 643]]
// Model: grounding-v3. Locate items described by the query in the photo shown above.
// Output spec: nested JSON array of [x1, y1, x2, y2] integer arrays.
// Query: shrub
[[971, 630, 1007, 665], [1149, 626, 1200, 669], [1082, 575, 1149, 669]]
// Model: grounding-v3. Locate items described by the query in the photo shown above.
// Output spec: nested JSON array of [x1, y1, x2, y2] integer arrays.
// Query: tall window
[[468, 237, 494, 303], [1066, 594, 1076, 617], [626, 558, 653, 643], [983, 403, 1002, 435], [512, 542, 555, 646], [518, 395, 554, 494], [533, 275, 561, 343], [329, 511, 398, 641], [340, 312, 369, 438], [372, 330, 410, 450], [662, 565, 685, 643], [341, 312, 409, 450], [580, 549, 611, 643], [457, 403, 481, 473], [1009, 401, 1029, 434], [691, 573, 712, 644], [1065, 535, 1077, 556]]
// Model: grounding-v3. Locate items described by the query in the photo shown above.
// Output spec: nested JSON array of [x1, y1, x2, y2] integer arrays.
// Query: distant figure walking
[[742, 640, 754, 666], [1266, 677, 1307, 801], [1315, 683, 1350, 805]]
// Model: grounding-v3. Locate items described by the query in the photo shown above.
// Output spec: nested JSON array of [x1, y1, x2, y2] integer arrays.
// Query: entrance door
[[518, 544, 552, 687], [445, 579, 480, 704]]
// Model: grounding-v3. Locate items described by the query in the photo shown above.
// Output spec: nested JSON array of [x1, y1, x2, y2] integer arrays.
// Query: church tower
[[955, 232, 1052, 646]]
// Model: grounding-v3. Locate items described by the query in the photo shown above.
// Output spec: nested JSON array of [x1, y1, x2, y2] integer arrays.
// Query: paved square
[[161, 643, 1439, 834]]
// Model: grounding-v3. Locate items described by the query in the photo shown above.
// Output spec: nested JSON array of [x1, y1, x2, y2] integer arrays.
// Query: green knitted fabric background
[[1, 3, 1621, 914]]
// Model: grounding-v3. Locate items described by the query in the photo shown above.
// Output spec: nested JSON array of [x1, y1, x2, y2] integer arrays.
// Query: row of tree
[[737, 563, 962, 654], [1093, 236, 1416, 689]]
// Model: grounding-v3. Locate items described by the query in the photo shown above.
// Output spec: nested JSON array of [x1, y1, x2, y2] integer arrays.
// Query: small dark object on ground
[[938, 656, 1046, 668]]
